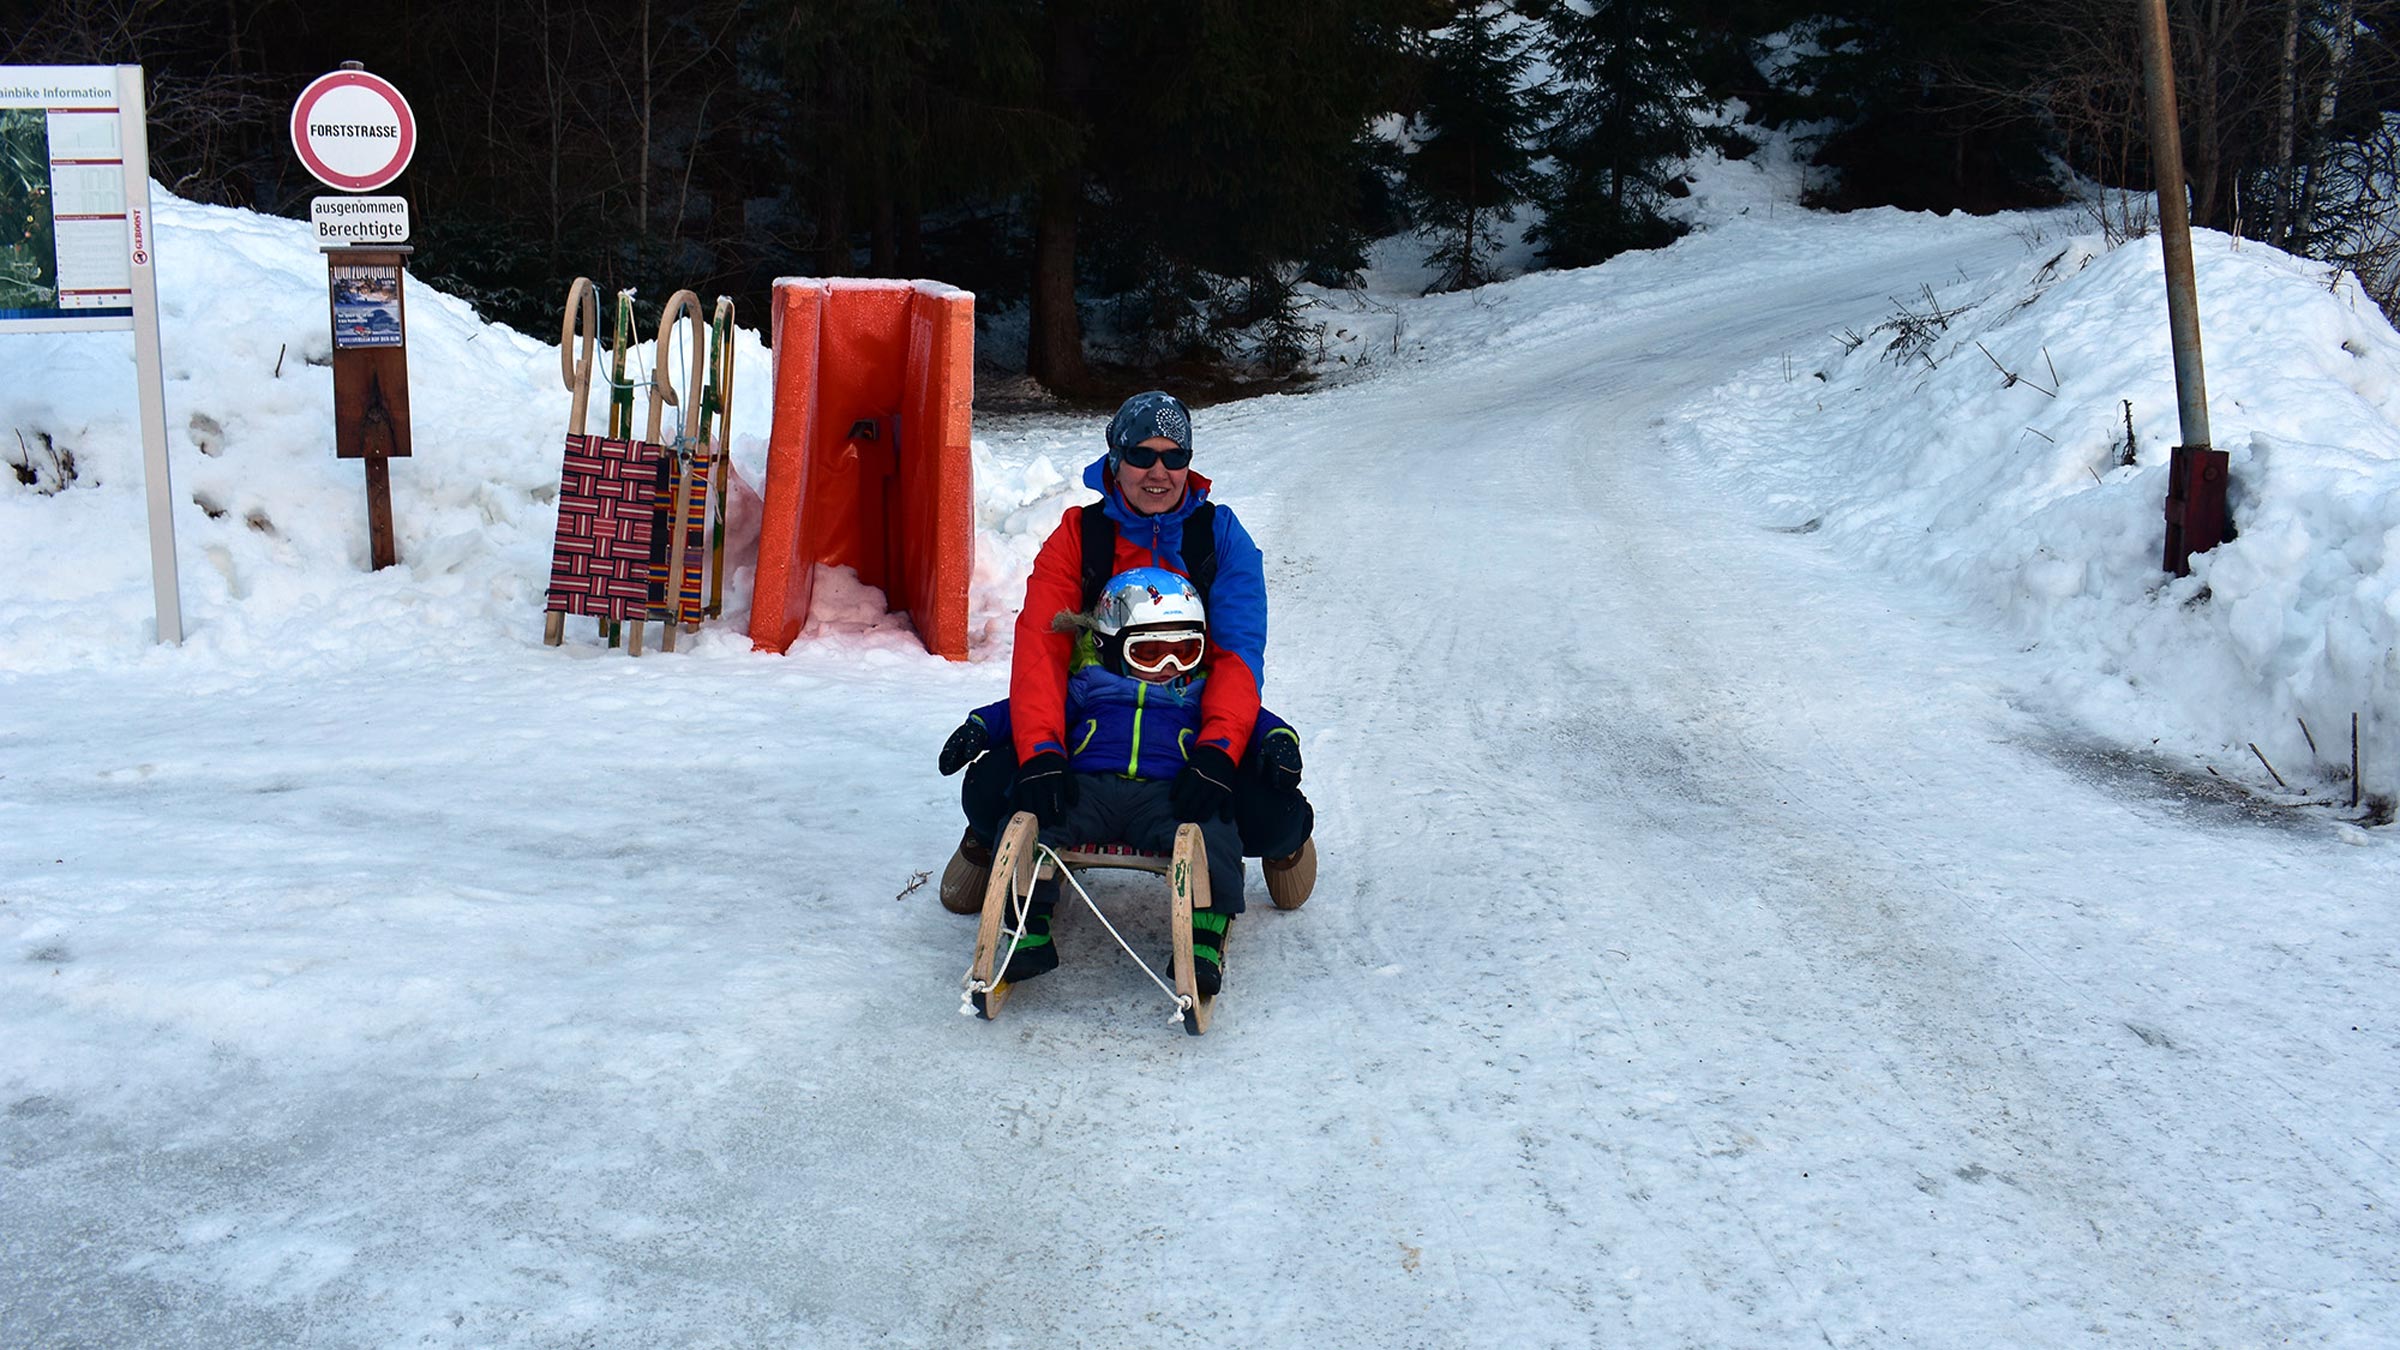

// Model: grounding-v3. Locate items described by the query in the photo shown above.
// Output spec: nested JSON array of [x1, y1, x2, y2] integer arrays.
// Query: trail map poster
[[0, 66, 134, 329]]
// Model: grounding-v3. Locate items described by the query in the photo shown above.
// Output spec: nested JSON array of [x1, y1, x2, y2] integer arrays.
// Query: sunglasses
[[1116, 443, 1193, 470], [1122, 628, 1206, 676]]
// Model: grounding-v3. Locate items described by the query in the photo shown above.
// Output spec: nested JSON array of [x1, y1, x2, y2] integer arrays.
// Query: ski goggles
[[1122, 627, 1207, 676], [1115, 443, 1193, 471]]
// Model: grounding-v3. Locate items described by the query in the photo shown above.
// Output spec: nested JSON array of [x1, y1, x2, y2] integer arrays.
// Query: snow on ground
[[1686, 222, 2400, 814], [5, 173, 2400, 1347]]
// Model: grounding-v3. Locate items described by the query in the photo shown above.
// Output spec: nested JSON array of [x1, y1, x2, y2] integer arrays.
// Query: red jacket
[[1010, 465, 1265, 766]]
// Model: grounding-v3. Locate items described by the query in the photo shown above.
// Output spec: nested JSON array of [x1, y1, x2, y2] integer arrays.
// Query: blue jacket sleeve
[[969, 698, 1012, 752], [1195, 505, 1267, 757]]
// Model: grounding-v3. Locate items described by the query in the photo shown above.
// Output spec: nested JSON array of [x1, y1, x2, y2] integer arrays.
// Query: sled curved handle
[[710, 295, 736, 453], [560, 277, 598, 435], [647, 289, 708, 445]]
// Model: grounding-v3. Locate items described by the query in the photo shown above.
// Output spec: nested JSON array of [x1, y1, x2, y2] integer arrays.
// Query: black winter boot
[[1002, 887, 1059, 983], [1189, 911, 1232, 996]]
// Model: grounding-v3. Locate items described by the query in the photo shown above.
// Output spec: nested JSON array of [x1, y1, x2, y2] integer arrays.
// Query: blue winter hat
[[1105, 390, 1194, 455]]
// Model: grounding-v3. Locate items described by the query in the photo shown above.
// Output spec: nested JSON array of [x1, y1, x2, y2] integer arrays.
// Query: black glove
[[1171, 745, 1239, 823], [937, 718, 990, 776], [1255, 731, 1303, 790], [1013, 751, 1079, 822]]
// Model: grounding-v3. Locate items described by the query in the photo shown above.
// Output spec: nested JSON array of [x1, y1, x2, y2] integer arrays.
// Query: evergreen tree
[[1530, 0, 1705, 268], [1768, 3, 2061, 214], [1079, 0, 1429, 372], [1401, 3, 1550, 293]]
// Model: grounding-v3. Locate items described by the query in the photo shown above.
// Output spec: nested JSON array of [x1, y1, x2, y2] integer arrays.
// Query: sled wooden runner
[[705, 296, 736, 619], [649, 290, 708, 653], [606, 289, 637, 650], [1167, 823, 1215, 1035], [544, 277, 599, 648], [965, 811, 1214, 1035], [967, 810, 1040, 1021]]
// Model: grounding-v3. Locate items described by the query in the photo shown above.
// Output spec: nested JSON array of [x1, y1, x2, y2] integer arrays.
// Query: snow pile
[[7, 191, 2399, 806], [1682, 224, 2400, 806], [0, 193, 1086, 672]]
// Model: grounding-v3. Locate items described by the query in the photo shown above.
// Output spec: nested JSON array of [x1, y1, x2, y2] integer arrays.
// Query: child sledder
[[946, 568, 1305, 1032], [936, 390, 1317, 1032]]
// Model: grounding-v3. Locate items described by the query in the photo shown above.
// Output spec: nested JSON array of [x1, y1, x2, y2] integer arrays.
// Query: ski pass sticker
[[290, 70, 416, 192]]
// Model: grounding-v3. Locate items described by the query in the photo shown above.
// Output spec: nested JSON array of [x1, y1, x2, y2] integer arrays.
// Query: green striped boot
[[1190, 911, 1232, 996], [1003, 889, 1059, 983]]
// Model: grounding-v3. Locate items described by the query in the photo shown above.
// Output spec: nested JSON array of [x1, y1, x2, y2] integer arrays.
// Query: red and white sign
[[290, 69, 415, 192]]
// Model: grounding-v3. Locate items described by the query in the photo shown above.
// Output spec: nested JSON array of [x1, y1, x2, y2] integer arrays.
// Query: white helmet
[[1094, 567, 1208, 679], [1094, 567, 1205, 636]]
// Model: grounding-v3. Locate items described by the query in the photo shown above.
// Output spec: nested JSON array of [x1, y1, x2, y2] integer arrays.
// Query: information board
[[0, 64, 181, 642], [0, 65, 139, 330]]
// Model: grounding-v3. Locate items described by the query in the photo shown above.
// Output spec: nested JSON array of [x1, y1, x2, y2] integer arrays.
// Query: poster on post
[[330, 260, 402, 349]]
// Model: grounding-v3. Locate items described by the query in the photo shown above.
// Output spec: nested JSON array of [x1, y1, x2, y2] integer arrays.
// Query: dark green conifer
[[1530, 0, 1705, 268], [1400, 4, 1551, 293]]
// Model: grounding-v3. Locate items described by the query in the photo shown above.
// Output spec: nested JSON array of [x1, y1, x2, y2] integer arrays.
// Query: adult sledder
[[938, 390, 1316, 915], [963, 569, 1243, 1031]]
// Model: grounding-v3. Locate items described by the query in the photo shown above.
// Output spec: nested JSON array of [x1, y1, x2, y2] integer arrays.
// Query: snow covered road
[[7, 208, 2398, 1347]]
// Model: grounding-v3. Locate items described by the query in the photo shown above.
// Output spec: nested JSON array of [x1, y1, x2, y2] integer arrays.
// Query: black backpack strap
[[1079, 497, 1218, 609], [1182, 501, 1218, 607], [1079, 502, 1117, 612]]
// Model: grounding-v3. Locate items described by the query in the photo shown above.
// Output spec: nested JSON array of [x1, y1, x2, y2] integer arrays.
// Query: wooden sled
[[965, 810, 1216, 1035]]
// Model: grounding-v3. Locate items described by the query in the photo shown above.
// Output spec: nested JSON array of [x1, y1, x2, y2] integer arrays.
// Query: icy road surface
[[6, 209, 2396, 1347]]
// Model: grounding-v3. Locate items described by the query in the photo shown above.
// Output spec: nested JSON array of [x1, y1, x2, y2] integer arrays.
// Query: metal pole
[[118, 65, 184, 643], [2137, 0, 2212, 449]]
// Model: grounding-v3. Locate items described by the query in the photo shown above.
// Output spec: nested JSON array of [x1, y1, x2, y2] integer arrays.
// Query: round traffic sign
[[290, 70, 416, 192]]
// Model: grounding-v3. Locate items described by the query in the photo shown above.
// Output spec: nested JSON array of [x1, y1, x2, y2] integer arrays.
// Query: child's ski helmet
[[1094, 566, 1204, 636], [1094, 567, 1208, 679]]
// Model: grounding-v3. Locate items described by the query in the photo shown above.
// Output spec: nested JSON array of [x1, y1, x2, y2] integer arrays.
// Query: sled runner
[[542, 278, 664, 654], [543, 277, 599, 649], [705, 296, 736, 619], [964, 810, 1216, 1035], [647, 290, 710, 653]]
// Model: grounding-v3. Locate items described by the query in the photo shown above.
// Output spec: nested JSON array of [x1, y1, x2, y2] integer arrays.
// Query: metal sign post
[[2138, 0, 2232, 576], [0, 64, 183, 642], [294, 63, 416, 571]]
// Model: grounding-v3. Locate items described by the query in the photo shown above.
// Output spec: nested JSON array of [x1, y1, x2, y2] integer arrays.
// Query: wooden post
[[326, 245, 412, 571], [363, 455, 396, 569]]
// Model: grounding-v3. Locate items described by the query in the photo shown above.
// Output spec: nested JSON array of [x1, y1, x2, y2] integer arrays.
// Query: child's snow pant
[[962, 748, 1310, 868]]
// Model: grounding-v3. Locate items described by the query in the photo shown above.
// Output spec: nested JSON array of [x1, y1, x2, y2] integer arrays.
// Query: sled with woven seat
[[963, 810, 1216, 1035]]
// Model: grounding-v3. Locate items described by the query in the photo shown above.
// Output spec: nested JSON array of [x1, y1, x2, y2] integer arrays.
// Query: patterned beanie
[[1105, 390, 1193, 455]]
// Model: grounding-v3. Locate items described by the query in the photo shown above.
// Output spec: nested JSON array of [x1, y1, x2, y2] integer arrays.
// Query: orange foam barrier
[[750, 278, 974, 660]]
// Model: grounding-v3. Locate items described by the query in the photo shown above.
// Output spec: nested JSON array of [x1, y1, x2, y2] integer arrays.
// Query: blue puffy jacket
[[969, 677, 1296, 782]]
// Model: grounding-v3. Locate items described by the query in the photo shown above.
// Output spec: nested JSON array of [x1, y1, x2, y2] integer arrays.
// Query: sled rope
[[959, 859, 1038, 1015], [957, 844, 1193, 1024], [1040, 844, 1192, 1023]]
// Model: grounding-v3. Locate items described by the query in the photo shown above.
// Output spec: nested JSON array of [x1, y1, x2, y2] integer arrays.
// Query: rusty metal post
[[2139, 0, 2231, 575]]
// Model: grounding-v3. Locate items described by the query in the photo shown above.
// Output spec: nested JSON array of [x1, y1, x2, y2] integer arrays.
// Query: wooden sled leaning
[[964, 810, 1217, 1035]]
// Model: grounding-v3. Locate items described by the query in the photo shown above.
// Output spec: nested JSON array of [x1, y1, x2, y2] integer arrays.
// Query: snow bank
[[0, 194, 1089, 673], [1682, 224, 2400, 805]]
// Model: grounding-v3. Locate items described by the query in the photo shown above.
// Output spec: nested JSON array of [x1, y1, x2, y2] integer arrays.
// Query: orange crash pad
[[750, 278, 974, 660]]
